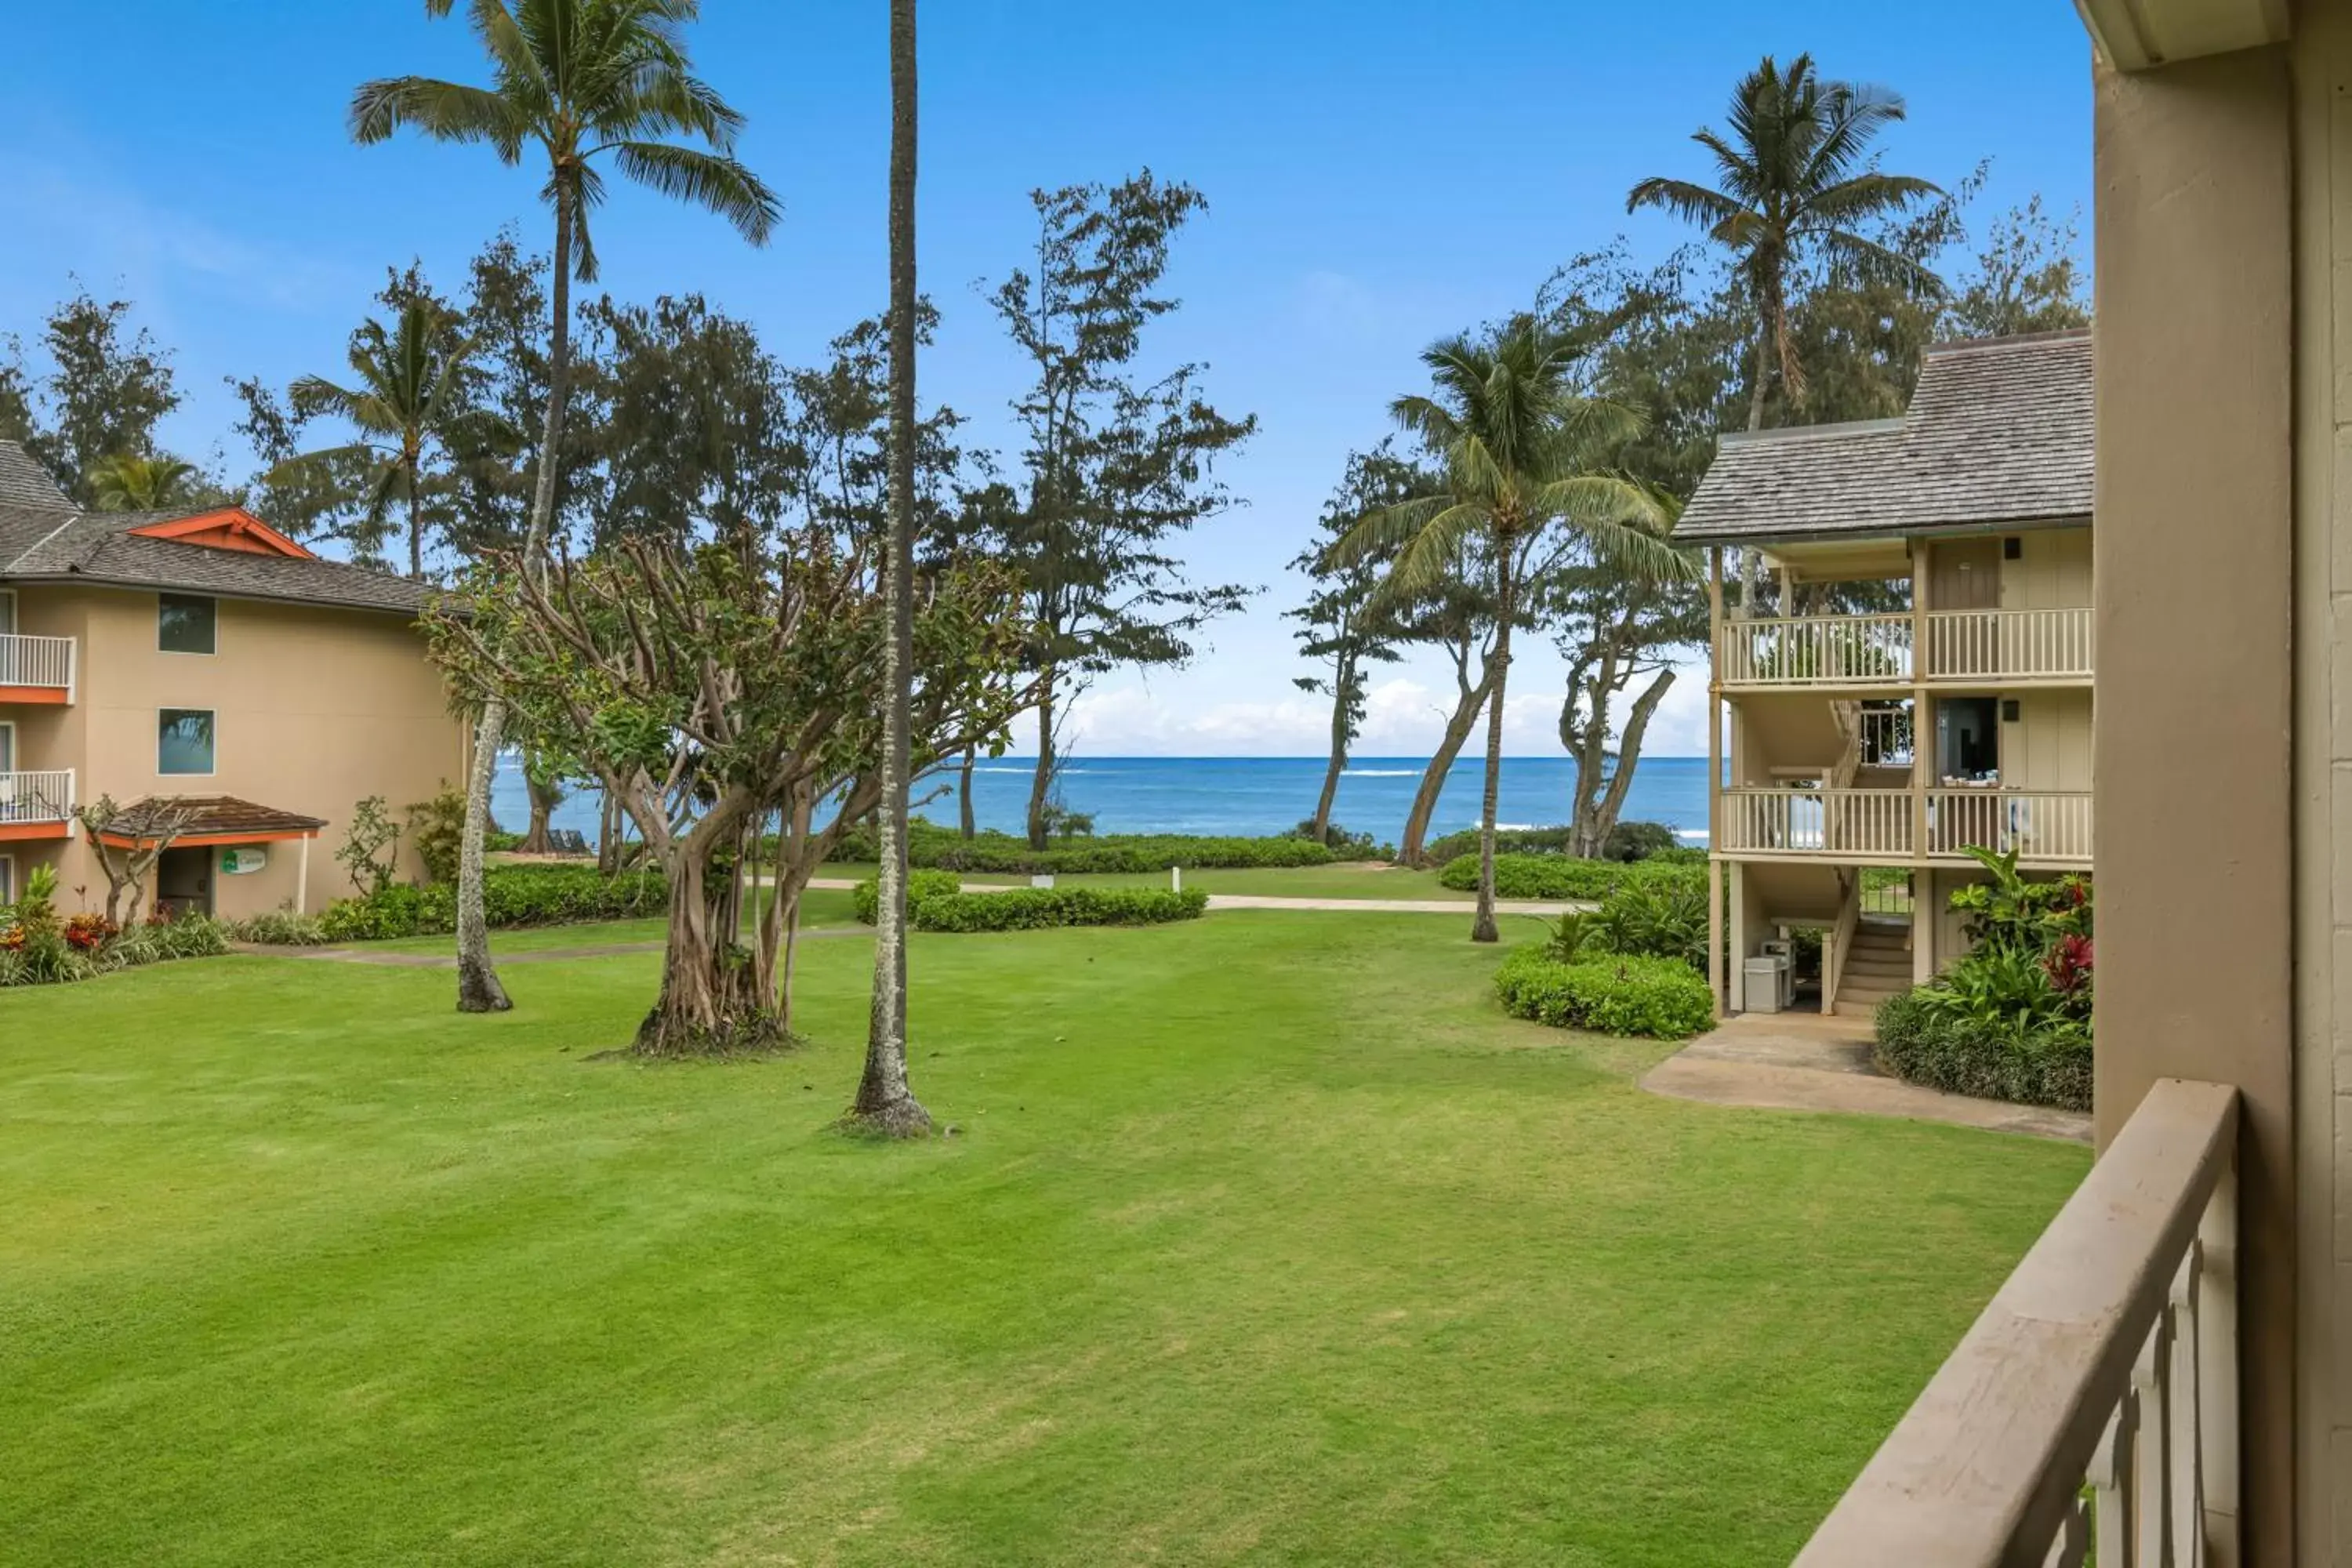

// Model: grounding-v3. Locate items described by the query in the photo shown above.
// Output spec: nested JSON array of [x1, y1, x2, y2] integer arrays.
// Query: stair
[[1835, 917, 1914, 1014]]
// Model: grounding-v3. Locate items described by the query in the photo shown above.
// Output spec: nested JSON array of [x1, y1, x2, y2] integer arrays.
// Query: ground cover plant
[[2, 911, 2085, 1566], [0, 866, 231, 987]]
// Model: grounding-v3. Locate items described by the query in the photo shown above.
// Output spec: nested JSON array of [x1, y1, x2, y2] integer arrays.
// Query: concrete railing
[[1794, 1078, 2240, 1567], [0, 769, 74, 827], [0, 633, 75, 693], [1923, 607, 2094, 681]]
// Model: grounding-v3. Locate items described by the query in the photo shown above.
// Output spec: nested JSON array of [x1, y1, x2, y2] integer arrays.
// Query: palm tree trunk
[[853, 0, 930, 1138], [407, 471, 424, 581], [454, 701, 511, 1013], [456, 170, 575, 1014], [1472, 554, 1513, 944]]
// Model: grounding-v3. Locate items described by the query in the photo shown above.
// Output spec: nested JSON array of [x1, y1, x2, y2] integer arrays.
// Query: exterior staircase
[[1834, 917, 1914, 1015]]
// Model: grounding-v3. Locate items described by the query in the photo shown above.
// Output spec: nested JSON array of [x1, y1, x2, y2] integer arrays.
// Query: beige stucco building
[[0, 441, 465, 920], [1680, 331, 2096, 1018]]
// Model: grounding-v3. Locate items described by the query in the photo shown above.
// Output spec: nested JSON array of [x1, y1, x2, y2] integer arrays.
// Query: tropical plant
[[86, 452, 201, 512], [280, 298, 495, 579], [1331, 318, 1686, 942], [352, 0, 781, 1015], [336, 796, 405, 897], [1626, 53, 1940, 430]]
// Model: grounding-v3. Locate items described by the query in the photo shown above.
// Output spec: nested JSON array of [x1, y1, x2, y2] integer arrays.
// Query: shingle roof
[[0, 441, 71, 510], [0, 441, 434, 617], [100, 796, 328, 844], [1674, 328, 2094, 545]]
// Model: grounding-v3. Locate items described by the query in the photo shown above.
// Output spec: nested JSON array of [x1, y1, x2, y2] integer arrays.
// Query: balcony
[[1793, 1079, 2238, 1566], [1719, 608, 2093, 688], [1719, 786, 2092, 866], [0, 633, 76, 702], [0, 769, 75, 840]]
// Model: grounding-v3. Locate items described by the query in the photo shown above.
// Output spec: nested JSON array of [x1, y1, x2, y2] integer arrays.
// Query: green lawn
[[822, 860, 1477, 900], [1, 910, 2084, 1566]]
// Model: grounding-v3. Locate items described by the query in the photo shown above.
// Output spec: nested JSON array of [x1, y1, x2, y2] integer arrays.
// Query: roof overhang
[[126, 507, 316, 560], [1674, 513, 2094, 552], [0, 571, 429, 621], [95, 796, 327, 850], [2074, 0, 2288, 71]]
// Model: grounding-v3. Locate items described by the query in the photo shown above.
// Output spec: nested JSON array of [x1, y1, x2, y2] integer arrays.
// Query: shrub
[[1599, 819, 1680, 862], [908, 822, 1334, 875], [1874, 989, 2092, 1112], [112, 912, 232, 965], [228, 909, 334, 946], [405, 783, 469, 884], [1584, 876, 1709, 972], [0, 900, 230, 987], [909, 885, 1209, 933], [1424, 823, 1577, 864], [1438, 852, 1702, 902], [1494, 947, 1715, 1040], [317, 864, 666, 942], [851, 869, 964, 925], [1290, 819, 1390, 860]]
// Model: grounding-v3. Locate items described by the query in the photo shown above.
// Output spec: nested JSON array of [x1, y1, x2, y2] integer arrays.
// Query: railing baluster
[[2134, 1308, 2176, 1566], [2170, 1245, 2203, 1567], [2094, 1390, 2141, 1566], [2046, 1497, 2092, 1568]]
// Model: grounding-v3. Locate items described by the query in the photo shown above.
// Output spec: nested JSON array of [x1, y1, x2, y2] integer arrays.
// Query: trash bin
[[1742, 956, 1786, 1014]]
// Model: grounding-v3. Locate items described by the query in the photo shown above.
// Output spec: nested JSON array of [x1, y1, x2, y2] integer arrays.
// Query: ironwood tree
[[0, 288, 189, 504], [984, 172, 1256, 849]]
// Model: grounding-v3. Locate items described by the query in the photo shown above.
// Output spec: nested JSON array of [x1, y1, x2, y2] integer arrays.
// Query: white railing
[[0, 769, 74, 827], [1721, 789, 1915, 858], [0, 632, 75, 693], [1923, 607, 2093, 681], [1722, 614, 1913, 685], [1929, 789, 2093, 864], [1794, 1079, 2238, 1567]]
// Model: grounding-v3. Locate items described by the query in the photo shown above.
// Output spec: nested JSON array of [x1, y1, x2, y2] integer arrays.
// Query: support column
[[1727, 860, 1748, 1014], [2094, 45, 2294, 1564], [1708, 548, 1725, 1016], [296, 834, 310, 916]]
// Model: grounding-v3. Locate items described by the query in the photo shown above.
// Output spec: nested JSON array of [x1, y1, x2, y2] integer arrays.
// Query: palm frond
[[1626, 176, 1747, 230], [349, 75, 524, 158], [609, 140, 779, 246]]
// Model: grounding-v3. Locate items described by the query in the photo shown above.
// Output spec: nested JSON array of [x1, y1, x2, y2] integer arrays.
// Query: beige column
[[1726, 859, 1746, 1013], [2093, 45, 2294, 1563], [1708, 548, 1726, 1015]]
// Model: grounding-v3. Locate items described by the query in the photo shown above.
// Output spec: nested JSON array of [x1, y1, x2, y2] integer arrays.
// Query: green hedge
[[1872, 990, 2092, 1112], [1494, 946, 1715, 1040], [850, 869, 964, 925], [880, 884, 1210, 933], [829, 821, 1348, 874], [311, 865, 667, 943], [1439, 852, 1703, 902], [1425, 820, 1700, 866]]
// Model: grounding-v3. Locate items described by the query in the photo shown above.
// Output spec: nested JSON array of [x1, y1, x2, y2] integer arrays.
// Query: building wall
[[2000, 691, 2094, 793], [5, 584, 465, 918], [1999, 527, 2094, 613], [2094, 42, 2296, 1560]]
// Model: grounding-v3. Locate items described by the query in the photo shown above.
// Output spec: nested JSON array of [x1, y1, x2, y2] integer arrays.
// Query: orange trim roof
[[125, 508, 315, 560], [93, 795, 327, 848]]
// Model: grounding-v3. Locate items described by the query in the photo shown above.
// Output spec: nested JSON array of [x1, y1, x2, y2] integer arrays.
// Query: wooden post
[[1708, 548, 1726, 1015], [297, 833, 310, 916]]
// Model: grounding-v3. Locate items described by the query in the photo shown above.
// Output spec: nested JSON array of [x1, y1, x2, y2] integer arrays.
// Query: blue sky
[[0, 0, 2093, 757]]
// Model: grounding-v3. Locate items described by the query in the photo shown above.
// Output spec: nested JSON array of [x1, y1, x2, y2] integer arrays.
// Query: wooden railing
[[1822, 873, 1860, 1018], [1923, 607, 2094, 681], [1929, 789, 2093, 864], [1794, 1079, 2239, 1567], [1721, 789, 1915, 857], [0, 769, 74, 827], [1857, 707, 1914, 768], [0, 632, 75, 692], [1721, 614, 1913, 685]]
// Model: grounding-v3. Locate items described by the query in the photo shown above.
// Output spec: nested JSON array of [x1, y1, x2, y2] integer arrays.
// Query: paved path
[[802, 877, 1581, 917], [1640, 1010, 2091, 1144]]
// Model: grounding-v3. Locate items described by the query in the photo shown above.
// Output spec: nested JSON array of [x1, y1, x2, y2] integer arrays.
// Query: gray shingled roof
[[0, 441, 433, 617], [0, 441, 71, 510], [1674, 328, 2094, 545]]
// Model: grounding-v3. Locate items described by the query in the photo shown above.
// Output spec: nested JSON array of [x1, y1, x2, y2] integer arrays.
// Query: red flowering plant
[[63, 913, 120, 951], [2043, 932, 2094, 997]]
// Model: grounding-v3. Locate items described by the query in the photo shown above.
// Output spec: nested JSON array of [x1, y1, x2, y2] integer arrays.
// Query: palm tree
[[280, 299, 490, 579], [87, 453, 200, 513], [1334, 321, 1686, 942], [352, 0, 780, 1015], [1627, 54, 1939, 431], [853, 0, 927, 1138]]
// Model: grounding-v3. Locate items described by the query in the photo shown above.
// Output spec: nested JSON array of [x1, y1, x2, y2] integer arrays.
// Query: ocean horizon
[[494, 753, 1713, 849]]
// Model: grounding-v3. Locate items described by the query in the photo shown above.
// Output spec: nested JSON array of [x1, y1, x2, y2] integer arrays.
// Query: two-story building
[[1675, 328, 2094, 1018], [0, 438, 465, 919]]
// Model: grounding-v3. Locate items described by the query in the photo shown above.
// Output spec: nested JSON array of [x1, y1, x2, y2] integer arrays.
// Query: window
[[159, 709, 216, 775], [2002, 536, 2024, 561], [158, 593, 216, 655]]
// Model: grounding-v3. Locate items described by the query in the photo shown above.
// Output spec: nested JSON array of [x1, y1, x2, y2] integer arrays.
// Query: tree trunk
[[521, 759, 561, 855], [1471, 556, 1514, 944], [958, 746, 976, 838], [1310, 655, 1349, 844], [1400, 668, 1493, 867], [597, 791, 621, 875], [1025, 670, 1056, 851], [455, 700, 512, 1013], [407, 473, 424, 581], [851, 0, 931, 1139]]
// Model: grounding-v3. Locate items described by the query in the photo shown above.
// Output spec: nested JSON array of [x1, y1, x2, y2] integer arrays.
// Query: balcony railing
[[1793, 1078, 2239, 1566], [1719, 608, 2093, 687], [0, 632, 76, 695], [0, 769, 74, 829], [1719, 788, 2092, 866]]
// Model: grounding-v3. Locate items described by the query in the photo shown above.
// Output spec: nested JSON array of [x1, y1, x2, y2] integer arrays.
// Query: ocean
[[492, 753, 1711, 848]]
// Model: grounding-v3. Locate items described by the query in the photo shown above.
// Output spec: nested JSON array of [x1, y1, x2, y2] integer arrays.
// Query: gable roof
[[0, 440, 433, 617], [1674, 328, 2094, 546]]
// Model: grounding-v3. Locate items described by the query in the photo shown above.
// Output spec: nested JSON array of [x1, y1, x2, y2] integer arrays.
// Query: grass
[[822, 861, 1475, 900], [0, 910, 2085, 1566]]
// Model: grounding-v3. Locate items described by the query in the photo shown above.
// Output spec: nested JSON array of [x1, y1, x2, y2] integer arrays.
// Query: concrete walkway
[[1640, 1010, 2091, 1144], [802, 877, 1581, 917]]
